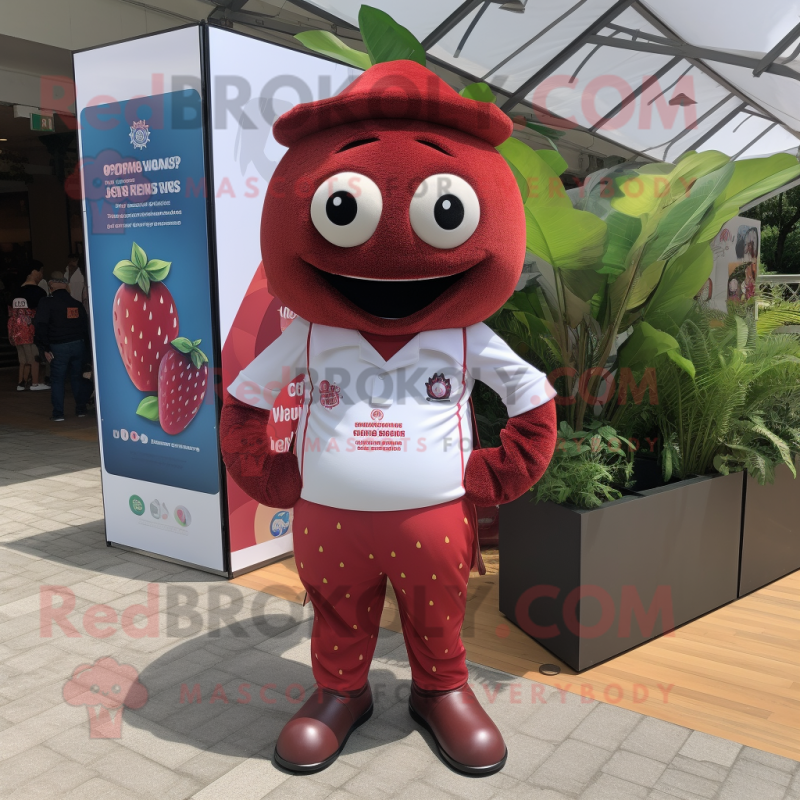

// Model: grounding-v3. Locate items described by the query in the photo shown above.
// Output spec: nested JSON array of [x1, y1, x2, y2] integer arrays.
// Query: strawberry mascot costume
[[221, 60, 557, 775]]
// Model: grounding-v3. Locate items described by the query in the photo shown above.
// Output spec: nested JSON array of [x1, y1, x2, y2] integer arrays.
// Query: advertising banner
[[206, 27, 356, 573], [708, 216, 761, 312], [75, 28, 226, 573]]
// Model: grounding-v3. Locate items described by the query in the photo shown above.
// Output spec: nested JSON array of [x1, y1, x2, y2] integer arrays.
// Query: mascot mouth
[[309, 264, 468, 318]]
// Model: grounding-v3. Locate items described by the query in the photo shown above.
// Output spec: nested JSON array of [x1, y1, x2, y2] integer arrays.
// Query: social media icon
[[270, 510, 291, 537], [130, 431, 139, 442], [129, 495, 145, 516], [140, 433, 148, 444], [121, 429, 129, 441], [113, 429, 120, 439], [174, 506, 191, 527]]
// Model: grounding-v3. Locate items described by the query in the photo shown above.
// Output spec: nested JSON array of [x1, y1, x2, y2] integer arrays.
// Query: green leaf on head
[[358, 5, 425, 66]]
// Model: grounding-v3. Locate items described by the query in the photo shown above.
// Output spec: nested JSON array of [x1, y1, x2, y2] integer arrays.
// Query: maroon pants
[[293, 497, 475, 692]]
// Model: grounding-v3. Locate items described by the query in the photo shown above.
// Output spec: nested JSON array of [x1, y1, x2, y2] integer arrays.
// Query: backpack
[[8, 298, 36, 346]]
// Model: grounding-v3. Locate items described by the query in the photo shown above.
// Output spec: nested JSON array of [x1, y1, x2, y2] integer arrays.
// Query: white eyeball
[[409, 174, 480, 249], [310, 172, 382, 247]]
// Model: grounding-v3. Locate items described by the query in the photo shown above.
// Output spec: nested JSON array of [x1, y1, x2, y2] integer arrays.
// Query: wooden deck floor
[[234, 553, 800, 761]]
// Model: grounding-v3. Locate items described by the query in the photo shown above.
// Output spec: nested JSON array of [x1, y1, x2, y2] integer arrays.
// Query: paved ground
[[1, 420, 799, 800]]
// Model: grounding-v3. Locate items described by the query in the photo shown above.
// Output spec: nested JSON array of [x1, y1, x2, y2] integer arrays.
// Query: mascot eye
[[409, 174, 480, 249], [310, 172, 382, 247]]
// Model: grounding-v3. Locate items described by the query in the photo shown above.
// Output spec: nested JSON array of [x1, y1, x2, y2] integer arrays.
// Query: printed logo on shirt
[[12, 298, 29, 309], [67, 307, 79, 319], [425, 373, 451, 402], [370, 409, 384, 421], [319, 380, 341, 410]]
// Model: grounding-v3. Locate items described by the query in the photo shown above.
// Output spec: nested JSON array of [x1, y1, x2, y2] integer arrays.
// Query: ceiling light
[[669, 93, 697, 106], [499, 0, 527, 11], [0, 138, 7, 141]]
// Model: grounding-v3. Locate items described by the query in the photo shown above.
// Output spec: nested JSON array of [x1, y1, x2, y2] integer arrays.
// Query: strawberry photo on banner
[[80, 89, 221, 495]]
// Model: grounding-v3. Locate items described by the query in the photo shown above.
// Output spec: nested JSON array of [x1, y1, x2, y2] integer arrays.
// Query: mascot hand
[[464, 399, 557, 507], [220, 395, 303, 509]]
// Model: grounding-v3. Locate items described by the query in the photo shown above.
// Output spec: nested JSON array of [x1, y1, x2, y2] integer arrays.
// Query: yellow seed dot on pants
[[391, 551, 396, 557], [323, 578, 328, 584], [424, 635, 428, 641], [400, 572, 406, 578], [429, 600, 434, 606], [353, 624, 358, 629], [369, 554, 374, 559], [337, 522, 341, 529], [402, 589, 406, 594], [346, 593, 350, 598], [445, 536, 450, 544], [447, 615, 450, 620], [445, 648, 449, 654], [300, 562, 304, 568], [416, 541, 421, 548], [334, 645, 338, 650], [319, 546, 324, 552], [432, 666, 437, 672], [340, 562, 344, 568], [339, 669, 342, 675], [359, 654, 363, 660], [459, 591, 462, 596], [304, 528, 308, 535], [367, 607, 371, 612], [459, 563, 463, 569], [463, 517, 468, 524], [432, 574, 437, 580]]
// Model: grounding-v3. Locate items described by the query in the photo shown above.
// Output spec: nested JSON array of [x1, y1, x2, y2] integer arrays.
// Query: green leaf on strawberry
[[136, 395, 159, 421], [113, 242, 172, 295], [145, 259, 171, 281], [171, 337, 208, 370], [131, 242, 147, 269]]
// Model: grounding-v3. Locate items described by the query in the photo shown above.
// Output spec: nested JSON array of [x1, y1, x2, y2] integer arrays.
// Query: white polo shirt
[[229, 318, 554, 512]]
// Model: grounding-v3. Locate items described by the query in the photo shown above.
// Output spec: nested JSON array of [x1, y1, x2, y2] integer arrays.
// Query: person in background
[[34, 272, 91, 422], [8, 264, 48, 391], [67, 255, 85, 303], [34, 260, 50, 296]]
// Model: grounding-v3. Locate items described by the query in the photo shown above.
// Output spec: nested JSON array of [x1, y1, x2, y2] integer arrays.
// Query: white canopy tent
[[269, 0, 800, 163]]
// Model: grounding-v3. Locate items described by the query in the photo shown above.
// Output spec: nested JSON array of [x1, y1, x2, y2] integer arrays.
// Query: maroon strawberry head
[[112, 242, 179, 391], [150, 337, 209, 435]]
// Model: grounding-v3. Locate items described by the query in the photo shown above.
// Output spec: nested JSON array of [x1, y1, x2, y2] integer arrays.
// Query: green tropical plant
[[490, 149, 800, 435], [652, 311, 800, 484], [533, 421, 635, 508]]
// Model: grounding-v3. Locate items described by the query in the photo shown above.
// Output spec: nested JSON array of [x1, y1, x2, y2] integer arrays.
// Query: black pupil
[[326, 191, 358, 226], [434, 194, 464, 230]]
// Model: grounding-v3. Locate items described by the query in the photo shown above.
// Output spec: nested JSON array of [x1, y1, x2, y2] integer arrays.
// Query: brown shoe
[[274, 683, 373, 773], [409, 682, 507, 775]]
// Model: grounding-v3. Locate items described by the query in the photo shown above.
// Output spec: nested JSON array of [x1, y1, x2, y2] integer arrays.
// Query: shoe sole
[[273, 702, 373, 774], [408, 701, 508, 776]]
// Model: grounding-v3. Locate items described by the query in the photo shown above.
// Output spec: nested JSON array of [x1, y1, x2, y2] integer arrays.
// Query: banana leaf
[[294, 31, 372, 71], [618, 321, 695, 377], [525, 205, 607, 269], [640, 163, 734, 264]]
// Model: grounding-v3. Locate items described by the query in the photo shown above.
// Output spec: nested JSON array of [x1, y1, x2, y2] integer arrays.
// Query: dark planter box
[[739, 459, 800, 596], [499, 472, 743, 672]]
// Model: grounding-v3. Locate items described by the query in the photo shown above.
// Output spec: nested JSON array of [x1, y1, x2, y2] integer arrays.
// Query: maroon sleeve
[[464, 399, 557, 507], [220, 394, 303, 509]]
